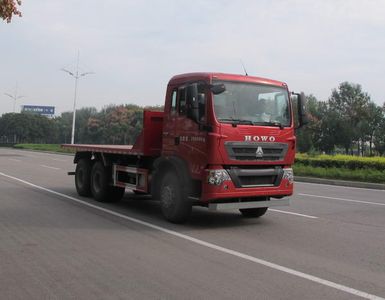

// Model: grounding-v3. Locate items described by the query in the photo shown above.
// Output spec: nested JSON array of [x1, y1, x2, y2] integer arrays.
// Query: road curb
[[295, 176, 385, 190]]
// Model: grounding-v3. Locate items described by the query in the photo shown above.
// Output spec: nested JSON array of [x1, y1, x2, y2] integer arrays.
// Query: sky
[[1, 0, 385, 116]]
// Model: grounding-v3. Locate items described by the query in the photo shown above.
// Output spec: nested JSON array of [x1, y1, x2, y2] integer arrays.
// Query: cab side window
[[176, 83, 206, 122], [170, 89, 177, 113], [178, 87, 186, 115], [197, 83, 206, 122]]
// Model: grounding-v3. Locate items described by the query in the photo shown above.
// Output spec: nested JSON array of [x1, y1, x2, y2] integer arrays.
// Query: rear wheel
[[90, 161, 125, 202], [160, 172, 192, 223], [239, 207, 268, 218], [75, 159, 92, 196], [110, 186, 126, 202]]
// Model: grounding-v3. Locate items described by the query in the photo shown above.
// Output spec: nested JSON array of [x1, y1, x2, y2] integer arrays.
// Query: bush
[[295, 153, 385, 171], [294, 163, 385, 183]]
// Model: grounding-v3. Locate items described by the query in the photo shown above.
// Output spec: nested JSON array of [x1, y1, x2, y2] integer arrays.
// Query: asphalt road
[[1, 148, 384, 300]]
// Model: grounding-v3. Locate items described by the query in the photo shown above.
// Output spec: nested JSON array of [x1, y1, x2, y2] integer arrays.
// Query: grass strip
[[13, 144, 74, 154]]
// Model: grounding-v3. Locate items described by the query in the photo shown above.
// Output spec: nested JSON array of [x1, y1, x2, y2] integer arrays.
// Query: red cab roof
[[169, 72, 287, 88]]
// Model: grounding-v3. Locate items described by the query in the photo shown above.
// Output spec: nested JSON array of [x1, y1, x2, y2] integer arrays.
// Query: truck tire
[[90, 161, 125, 202], [239, 207, 268, 218], [75, 159, 92, 197], [109, 186, 126, 202], [160, 172, 192, 223]]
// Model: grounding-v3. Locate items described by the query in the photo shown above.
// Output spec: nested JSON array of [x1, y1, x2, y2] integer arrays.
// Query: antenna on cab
[[240, 59, 248, 76]]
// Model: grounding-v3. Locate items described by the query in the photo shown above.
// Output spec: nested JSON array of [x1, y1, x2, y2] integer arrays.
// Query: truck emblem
[[256, 146, 264, 158]]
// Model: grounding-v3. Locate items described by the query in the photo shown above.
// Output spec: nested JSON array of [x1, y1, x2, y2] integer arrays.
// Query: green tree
[[317, 105, 348, 154], [98, 104, 143, 144], [76, 107, 98, 143], [328, 82, 371, 154], [54, 107, 98, 144], [87, 116, 103, 144], [54, 112, 72, 144], [357, 102, 383, 156], [296, 94, 322, 153], [373, 103, 385, 156], [0, 113, 57, 143]]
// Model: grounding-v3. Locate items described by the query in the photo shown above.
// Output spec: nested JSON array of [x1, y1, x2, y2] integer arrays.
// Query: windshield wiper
[[218, 118, 285, 129], [218, 118, 254, 126], [252, 121, 285, 129]]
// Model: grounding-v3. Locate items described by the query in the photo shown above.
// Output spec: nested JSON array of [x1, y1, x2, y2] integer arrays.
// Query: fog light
[[283, 168, 294, 184], [207, 169, 231, 186]]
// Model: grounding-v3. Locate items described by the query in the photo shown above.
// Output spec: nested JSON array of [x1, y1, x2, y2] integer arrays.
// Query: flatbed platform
[[62, 110, 164, 157], [62, 144, 144, 156]]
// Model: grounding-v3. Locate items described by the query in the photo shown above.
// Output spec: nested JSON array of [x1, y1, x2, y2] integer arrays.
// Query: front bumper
[[201, 167, 294, 202], [208, 198, 290, 210]]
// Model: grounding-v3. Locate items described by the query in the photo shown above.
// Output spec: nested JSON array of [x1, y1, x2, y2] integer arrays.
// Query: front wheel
[[239, 207, 268, 218], [160, 172, 192, 223]]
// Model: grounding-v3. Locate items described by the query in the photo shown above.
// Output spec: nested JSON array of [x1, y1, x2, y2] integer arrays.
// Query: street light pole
[[4, 82, 24, 113], [61, 51, 93, 144]]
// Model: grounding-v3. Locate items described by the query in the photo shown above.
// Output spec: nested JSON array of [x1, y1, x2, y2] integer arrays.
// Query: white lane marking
[[41, 165, 61, 170], [299, 193, 385, 207], [296, 181, 385, 193], [0, 172, 383, 300], [8, 158, 21, 162], [269, 209, 318, 219]]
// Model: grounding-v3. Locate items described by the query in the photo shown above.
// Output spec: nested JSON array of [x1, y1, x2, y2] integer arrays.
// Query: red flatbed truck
[[63, 72, 307, 223]]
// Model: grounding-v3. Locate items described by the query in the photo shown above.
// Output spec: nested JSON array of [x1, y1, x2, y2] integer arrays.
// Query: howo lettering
[[63, 72, 308, 223], [245, 135, 276, 142]]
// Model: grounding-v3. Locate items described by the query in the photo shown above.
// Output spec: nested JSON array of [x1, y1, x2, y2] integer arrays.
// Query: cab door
[[163, 82, 207, 178], [162, 87, 178, 155]]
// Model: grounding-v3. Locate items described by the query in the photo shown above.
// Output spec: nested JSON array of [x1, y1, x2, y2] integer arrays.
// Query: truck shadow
[[115, 193, 273, 229], [50, 188, 273, 230]]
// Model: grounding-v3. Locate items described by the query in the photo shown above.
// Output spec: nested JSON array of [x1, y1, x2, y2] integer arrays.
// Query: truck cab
[[159, 73, 306, 216]]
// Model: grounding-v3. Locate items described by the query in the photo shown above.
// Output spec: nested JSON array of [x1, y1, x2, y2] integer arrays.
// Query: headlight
[[207, 169, 231, 185], [283, 168, 294, 184]]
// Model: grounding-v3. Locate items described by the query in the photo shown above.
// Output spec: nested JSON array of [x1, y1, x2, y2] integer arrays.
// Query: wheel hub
[[161, 186, 173, 208]]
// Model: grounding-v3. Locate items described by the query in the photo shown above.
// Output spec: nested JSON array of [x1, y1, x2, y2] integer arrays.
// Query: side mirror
[[191, 95, 200, 122], [186, 84, 199, 122], [210, 83, 226, 95], [297, 92, 309, 128]]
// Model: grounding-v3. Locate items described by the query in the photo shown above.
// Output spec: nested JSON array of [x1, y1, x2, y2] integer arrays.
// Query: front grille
[[225, 142, 288, 161], [227, 167, 284, 188], [239, 175, 276, 186]]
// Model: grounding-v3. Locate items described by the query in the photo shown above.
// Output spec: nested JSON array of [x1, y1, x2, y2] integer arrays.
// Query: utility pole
[[4, 82, 24, 113], [61, 51, 93, 144]]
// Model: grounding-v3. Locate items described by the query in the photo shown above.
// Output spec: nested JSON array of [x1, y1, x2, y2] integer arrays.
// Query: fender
[[151, 155, 192, 199], [73, 151, 92, 164]]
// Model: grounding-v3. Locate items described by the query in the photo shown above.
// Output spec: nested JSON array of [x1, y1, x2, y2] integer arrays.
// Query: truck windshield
[[213, 81, 290, 127]]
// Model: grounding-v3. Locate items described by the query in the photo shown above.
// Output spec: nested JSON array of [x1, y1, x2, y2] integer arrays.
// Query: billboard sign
[[22, 105, 55, 116]]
